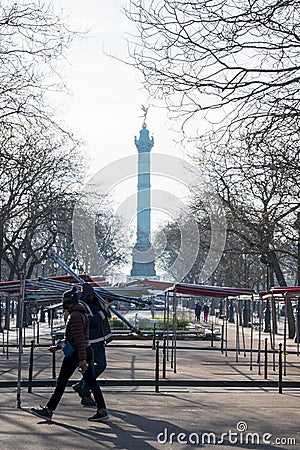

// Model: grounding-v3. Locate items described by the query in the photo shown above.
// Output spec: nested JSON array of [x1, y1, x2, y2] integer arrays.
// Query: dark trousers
[[79, 343, 107, 396], [47, 346, 106, 411]]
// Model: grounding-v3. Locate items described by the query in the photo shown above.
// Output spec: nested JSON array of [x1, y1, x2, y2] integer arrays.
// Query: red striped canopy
[[270, 286, 300, 295], [167, 283, 256, 298]]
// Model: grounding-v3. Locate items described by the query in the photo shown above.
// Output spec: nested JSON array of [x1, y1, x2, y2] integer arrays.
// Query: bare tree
[[0, 2, 129, 281], [0, 1, 75, 130], [0, 0, 79, 279], [126, 0, 300, 337], [72, 193, 129, 278], [0, 125, 83, 279], [0, 127, 129, 279], [126, 0, 300, 138], [95, 210, 129, 273], [192, 132, 299, 336]]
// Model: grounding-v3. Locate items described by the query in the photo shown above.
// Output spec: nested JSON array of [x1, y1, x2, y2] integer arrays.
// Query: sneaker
[[31, 406, 52, 421], [88, 410, 109, 422], [81, 395, 96, 407], [72, 383, 85, 399]]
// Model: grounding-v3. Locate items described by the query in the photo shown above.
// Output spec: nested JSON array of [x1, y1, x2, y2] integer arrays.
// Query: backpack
[[79, 299, 113, 345]]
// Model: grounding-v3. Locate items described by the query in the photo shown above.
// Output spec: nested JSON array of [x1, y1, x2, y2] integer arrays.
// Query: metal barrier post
[[6, 327, 9, 360], [52, 336, 56, 379], [221, 323, 224, 354], [23, 322, 26, 347], [28, 340, 34, 393], [211, 323, 214, 347], [162, 335, 166, 379], [155, 340, 160, 393], [264, 338, 268, 380], [278, 343, 283, 394], [152, 322, 156, 350], [17, 273, 25, 409], [37, 321, 40, 345]]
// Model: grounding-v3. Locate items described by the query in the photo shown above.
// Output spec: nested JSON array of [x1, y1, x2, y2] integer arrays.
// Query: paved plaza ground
[[0, 314, 300, 449]]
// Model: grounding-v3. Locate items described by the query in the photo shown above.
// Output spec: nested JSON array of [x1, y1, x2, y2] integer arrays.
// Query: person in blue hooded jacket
[[73, 282, 112, 406]]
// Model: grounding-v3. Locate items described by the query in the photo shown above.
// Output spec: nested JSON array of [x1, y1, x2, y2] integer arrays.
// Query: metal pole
[[278, 343, 283, 394], [283, 293, 287, 376], [296, 297, 300, 356], [225, 298, 228, 357], [257, 295, 262, 375], [264, 338, 268, 380], [152, 322, 156, 350], [28, 340, 34, 393], [211, 323, 214, 347], [37, 321, 40, 345], [235, 300, 239, 362], [52, 335, 56, 379], [165, 292, 170, 361], [162, 335, 166, 379], [221, 323, 224, 354], [0, 297, 2, 333], [32, 313, 36, 343], [17, 272, 25, 408], [250, 295, 254, 371], [23, 318, 26, 347], [241, 303, 246, 357], [272, 295, 276, 371], [171, 294, 174, 369], [172, 290, 177, 373], [155, 340, 160, 393], [6, 326, 9, 360]]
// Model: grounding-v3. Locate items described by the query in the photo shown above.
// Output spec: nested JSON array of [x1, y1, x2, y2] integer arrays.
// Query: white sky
[[52, 0, 202, 279], [54, 0, 182, 175]]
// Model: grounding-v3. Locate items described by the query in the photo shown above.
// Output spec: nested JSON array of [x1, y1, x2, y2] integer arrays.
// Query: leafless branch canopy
[[126, 0, 300, 136]]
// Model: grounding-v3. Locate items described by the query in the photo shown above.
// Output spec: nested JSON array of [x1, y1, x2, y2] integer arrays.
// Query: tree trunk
[[267, 250, 286, 287], [268, 250, 295, 338]]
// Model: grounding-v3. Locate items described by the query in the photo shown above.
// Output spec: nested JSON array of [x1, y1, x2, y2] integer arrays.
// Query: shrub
[[110, 318, 128, 329]]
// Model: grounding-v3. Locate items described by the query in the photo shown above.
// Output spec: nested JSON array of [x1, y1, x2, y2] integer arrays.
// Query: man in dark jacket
[[31, 286, 109, 422], [73, 282, 112, 406]]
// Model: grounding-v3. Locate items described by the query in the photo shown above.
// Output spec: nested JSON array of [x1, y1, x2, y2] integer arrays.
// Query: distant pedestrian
[[31, 286, 109, 422], [218, 300, 223, 318], [203, 303, 209, 323], [195, 301, 201, 322]]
